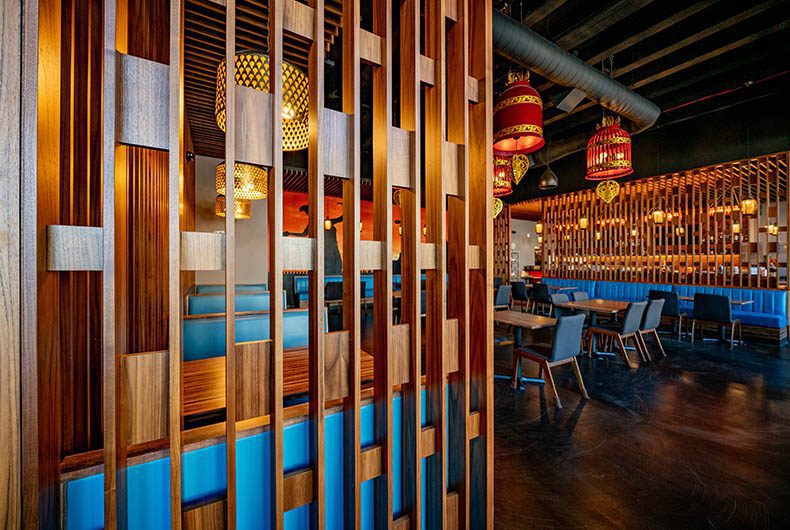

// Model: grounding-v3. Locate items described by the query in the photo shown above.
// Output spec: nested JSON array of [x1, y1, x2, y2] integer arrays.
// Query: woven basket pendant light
[[493, 153, 514, 197], [216, 161, 268, 201], [585, 115, 634, 180], [215, 195, 252, 219]]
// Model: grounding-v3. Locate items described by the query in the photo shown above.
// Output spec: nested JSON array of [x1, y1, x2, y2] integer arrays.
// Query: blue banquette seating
[[293, 274, 427, 306], [186, 290, 287, 316], [194, 283, 267, 294], [544, 278, 787, 332]]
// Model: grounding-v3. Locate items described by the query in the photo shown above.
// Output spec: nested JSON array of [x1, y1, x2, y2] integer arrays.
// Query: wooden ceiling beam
[[553, 0, 655, 52], [520, 0, 570, 28]]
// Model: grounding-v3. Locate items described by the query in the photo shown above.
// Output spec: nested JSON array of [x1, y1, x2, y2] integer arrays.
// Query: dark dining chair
[[531, 283, 552, 315], [691, 293, 741, 348], [494, 285, 512, 310], [510, 281, 529, 312], [648, 289, 685, 340], [637, 298, 666, 360], [493, 277, 503, 290], [550, 293, 573, 318], [511, 313, 588, 409], [586, 301, 648, 368], [572, 291, 589, 301]]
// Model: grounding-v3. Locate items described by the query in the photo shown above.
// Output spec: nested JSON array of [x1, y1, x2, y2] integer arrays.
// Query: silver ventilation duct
[[492, 10, 661, 164]]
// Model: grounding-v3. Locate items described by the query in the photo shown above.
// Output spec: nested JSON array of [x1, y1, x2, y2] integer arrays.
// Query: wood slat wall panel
[[539, 153, 789, 290]]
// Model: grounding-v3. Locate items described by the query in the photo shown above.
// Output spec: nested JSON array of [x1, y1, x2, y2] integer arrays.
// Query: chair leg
[[636, 333, 651, 362], [510, 353, 521, 389], [616, 335, 636, 369], [542, 361, 562, 409], [738, 321, 742, 346], [571, 358, 589, 399], [537, 363, 543, 380], [586, 331, 594, 358], [730, 322, 735, 349], [652, 329, 666, 357], [690, 319, 696, 343], [677, 316, 682, 341]]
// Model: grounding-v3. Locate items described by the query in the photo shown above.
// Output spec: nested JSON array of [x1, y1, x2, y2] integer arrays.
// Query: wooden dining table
[[555, 299, 630, 354], [493, 310, 556, 386]]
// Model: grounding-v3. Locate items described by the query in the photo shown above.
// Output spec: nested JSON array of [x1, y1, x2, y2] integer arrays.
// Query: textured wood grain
[[234, 87, 273, 167], [283, 0, 315, 40], [283, 236, 314, 271], [283, 468, 313, 512], [360, 29, 382, 66], [121, 351, 168, 445], [183, 498, 226, 530], [419, 243, 437, 270], [46, 225, 103, 271], [468, 245, 480, 269], [321, 108, 351, 178], [360, 445, 383, 482], [359, 240, 383, 270], [390, 323, 411, 386], [444, 318, 460, 375], [420, 55, 436, 86], [181, 231, 225, 271], [117, 53, 169, 150], [236, 341, 272, 420], [388, 127, 414, 189], [442, 141, 463, 198]]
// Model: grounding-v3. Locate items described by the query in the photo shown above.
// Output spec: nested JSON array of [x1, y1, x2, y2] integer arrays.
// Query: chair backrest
[[326, 281, 343, 301], [511, 280, 527, 300], [494, 285, 512, 307], [550, 314, 586, 362], [572, 291, 589, 301], [493, 277, 503, 290], [694, 293, 732, 323], [648, 289, 679, 317], [641, 299, 665, 330], [550, 293, 572, 318], [620, 301, 647, 335], [533, 283, 551, 303]]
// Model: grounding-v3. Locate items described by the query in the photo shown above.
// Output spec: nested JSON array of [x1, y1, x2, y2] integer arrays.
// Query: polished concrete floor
[[493, 331, 790, 529]]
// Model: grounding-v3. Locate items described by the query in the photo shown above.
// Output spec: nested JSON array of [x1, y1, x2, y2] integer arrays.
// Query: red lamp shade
[[493, 72, 544, 155], [585, 116, 634, 180], [494, 154, 514, 197]]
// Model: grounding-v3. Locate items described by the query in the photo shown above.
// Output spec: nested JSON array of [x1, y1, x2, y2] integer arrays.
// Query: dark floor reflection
[[494, 332, 790, 529]]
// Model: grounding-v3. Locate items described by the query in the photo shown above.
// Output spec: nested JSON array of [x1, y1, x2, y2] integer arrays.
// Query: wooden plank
[[391, 323, 411, 386], [283, 236, 314, 271], [359, 240, 383, 270], [446, 491, 460, 530], [421, 426, 437, 458], [360, 29, 382, 66], [236, 341, 272, 420], [324, 331, 350, 401], [393, 515, 411, 530], [46, 225, 104, 271], [321, 108, 351, 178], [268, 0, 286, 526], [181, 231, 225, 271], [466, 75, 479, 103], [443, 142, 463, 197], [283, 468, 313, 512], [372, 0, 395, 526], [360, 445, 383, 482], [341, 0, 363, 525], [468, 245, 480, 269], [121, 351, 168, 445], [1, 0, 23, 524], [234, 87, 273, 167], [307, 0, 327, 523], [420, 55, 436, 86], [389, 126, 414, 189], [444, 317, 460, 374], [420, 243, 437, 270], [117, 53, 169, 150], [183, 498, 226, 530], [283, 0, 315, 40], [467, 411, 480, 440]]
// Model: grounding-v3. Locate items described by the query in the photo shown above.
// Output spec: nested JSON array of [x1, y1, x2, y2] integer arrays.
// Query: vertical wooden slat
[[342, 0, 363, 527], [102, 0, 120, 525], [224, 1, 237, 527], [398, 0, 422, 526], [424, 0, 447, 527], [307, 0, 326, 526], [468, 0, 494, 527], [372, 0, 394, 527], [269, 0, 286, 527], [168, 0, 184, 527]]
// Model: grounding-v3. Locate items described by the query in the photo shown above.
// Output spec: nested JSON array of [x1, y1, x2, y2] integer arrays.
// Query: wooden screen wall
[[494, 205, 511, 281], [541, 153, 789, 289], [14, 0, 494, 528]]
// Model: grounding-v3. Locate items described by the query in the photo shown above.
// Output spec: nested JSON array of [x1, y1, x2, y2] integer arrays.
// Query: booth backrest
[[186, 290, 286, 315], [543, 278, 596, 299], [183, 309, 315, 361], [673, 284, 787, 316], [293, 274, 425, 304], [594, 281, 668, 303], [194, 283, 267, 294]]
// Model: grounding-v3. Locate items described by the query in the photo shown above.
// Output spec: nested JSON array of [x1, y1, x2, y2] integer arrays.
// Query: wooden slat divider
[[467, 411, 480, 440], [341, 0, 363, 526], [421, 426, 437, 458], [360, 29, 383, 66], [283, 468, 314, 512], [360, 445, 383, 482]]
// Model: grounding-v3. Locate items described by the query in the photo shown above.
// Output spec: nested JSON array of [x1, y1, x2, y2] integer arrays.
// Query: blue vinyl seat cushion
[[187, 290, 286, 315], [194, 283, 267, 294]]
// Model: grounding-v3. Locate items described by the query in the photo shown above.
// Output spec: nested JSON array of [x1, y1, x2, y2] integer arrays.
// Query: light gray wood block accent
[[46, 225, 103, 271], [419, 243, 436, 270], [389, 127, 414, 189], [360, 30, 382, 66], [443, 141, 464, 198], [420, 55, 435, 86], [235, 87, 273, 167], [117, 53, 169, 150], [284, 0, 315, 41], [468, 245, 481, 269], [321, 109, 351, 179], [359, 240, 383, 271], [180, 231, 225, 271], [467, 76, 479, 103], [445, 0, 458, 21], [283, 236, 314, 271]]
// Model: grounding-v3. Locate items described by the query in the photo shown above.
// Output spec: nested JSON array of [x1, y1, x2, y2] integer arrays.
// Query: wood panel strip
[[467, 411, 480, 440], [420, 55, 436, 86], [283, 0, 315, 40], [283, 468, 313, 512], [183, 498, 226, 530], [421, 426, 437, 458], [181, 231, 225, 271], [283, 236, 314, 271], [321, 108, 351, 178], [360, 444, 383, 482], [443, 142, 462, 197], [359, 240, 383, 270], [236, 341, 272, 420], [341, 0, 363, 525], [391, 323, 411, 386], [468, 245, 480, 269], [307, 0, 327, 519], [46, 225, 104, 271], [121, 352, 168, 445], [360, 29, 382, 66], [389, 126, 414, 189], [117, 53, 169, 150], [420, 243, 437, 270]]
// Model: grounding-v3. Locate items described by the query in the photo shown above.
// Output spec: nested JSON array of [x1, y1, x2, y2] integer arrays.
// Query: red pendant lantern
[[494, 154, 514, 197], [585, 115, 634, 180], [493, 71, 544, 155]]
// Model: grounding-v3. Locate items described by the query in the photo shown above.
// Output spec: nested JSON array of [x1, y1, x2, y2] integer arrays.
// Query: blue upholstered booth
[[543, 277, 788, 330], [194, 283, 267, 294], [183, 309, 315, 361], [65, 392, 434, 529], [187, 291, 287, 316], [293, 274, 426, 306]]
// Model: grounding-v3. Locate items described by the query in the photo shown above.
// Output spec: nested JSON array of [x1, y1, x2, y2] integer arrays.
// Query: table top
[[556, 299, 630, 313], [548, 285, 577, 292], [493, 310, 556, 330], [678, 295, 754, 306]]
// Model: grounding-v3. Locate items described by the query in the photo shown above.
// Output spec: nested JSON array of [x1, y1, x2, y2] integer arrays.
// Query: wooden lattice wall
[[494, 205, 511, 281], [541, 152, 789, 289], [17, 0, 495, 528]]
